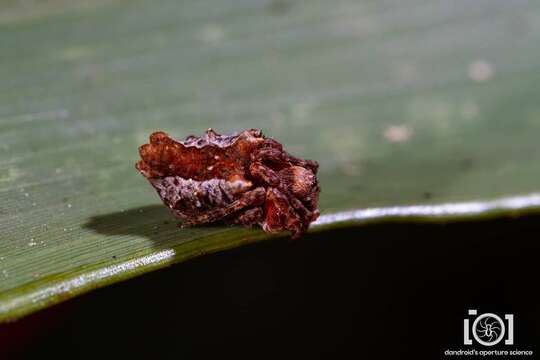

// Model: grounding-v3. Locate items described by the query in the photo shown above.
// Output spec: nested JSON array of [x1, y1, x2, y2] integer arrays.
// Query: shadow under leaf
[[84, 204, 263, 245]]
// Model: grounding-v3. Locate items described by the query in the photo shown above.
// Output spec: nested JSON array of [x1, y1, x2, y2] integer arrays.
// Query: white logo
[[443, 309, 532, 357], [464, 310, 514, 346]]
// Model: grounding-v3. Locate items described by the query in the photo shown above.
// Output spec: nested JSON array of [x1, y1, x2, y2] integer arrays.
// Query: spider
[[476, 317, 502, 342], [136, 128, 320, 238]]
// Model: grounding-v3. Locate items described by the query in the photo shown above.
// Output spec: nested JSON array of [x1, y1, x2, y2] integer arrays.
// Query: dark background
[[1, 216, 539, 359]]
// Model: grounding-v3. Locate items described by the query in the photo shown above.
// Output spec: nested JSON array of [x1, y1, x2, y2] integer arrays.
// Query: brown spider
[[136, 128, 320, 238]]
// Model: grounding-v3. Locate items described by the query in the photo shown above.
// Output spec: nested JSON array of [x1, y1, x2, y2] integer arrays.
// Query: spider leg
[[227, 207, 264, 226], [178, 187, 265, 226], [249, 162, 280, 186], [285, 154, 318, 173], [271, 174, 319, 224], [307, 181, 320, 212], [263, 187, 304, 238], [275, 184, 314, 224], [256, 146, 318, 174], [262, 138, 284, 150], [253, 147, 284, 161]]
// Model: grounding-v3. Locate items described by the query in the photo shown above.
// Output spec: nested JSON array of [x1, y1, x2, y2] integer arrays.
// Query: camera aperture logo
[[443, 309, 533, 357], [464, 310, 512, 346]]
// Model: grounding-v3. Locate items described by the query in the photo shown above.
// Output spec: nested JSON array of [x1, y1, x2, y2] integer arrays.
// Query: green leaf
[[1, 0, 540, 322]]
